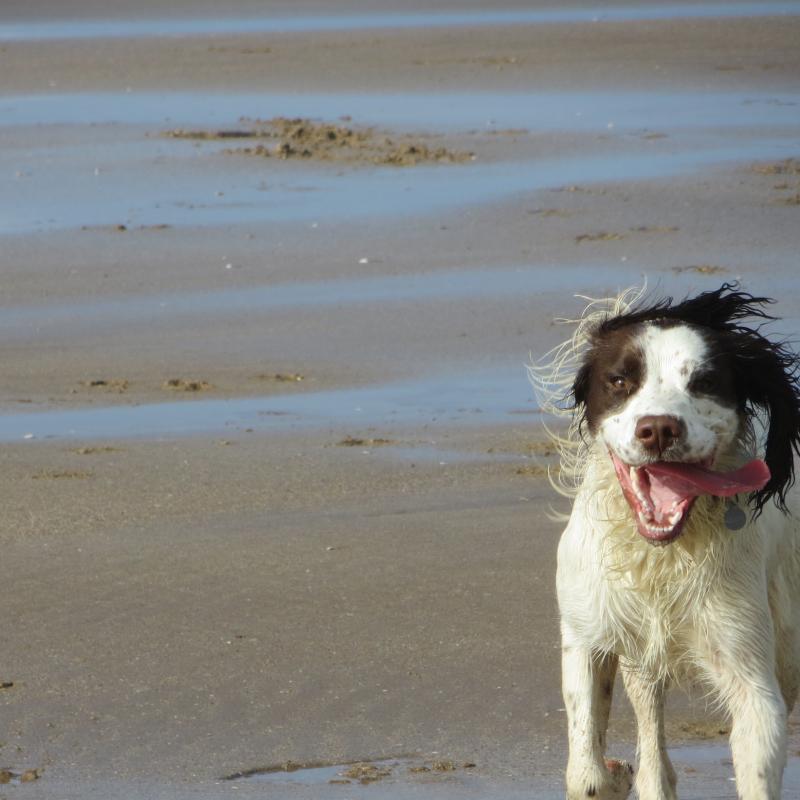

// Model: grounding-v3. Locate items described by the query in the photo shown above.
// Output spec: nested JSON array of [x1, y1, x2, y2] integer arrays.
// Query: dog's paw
[[604, 759, 634, 797], [566, 758, 633, 799]]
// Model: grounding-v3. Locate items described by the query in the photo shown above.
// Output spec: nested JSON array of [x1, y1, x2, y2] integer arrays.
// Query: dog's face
[[576, 321, 742, 543], [584, 322, 741, 464], [571, 285, 800, 545]]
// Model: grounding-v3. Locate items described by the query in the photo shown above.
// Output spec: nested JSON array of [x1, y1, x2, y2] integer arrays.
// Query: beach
[[1, 2, 799, 797]]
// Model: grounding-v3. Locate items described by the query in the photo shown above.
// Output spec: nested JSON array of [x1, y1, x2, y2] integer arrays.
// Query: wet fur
[[530, 284, 800, 800]]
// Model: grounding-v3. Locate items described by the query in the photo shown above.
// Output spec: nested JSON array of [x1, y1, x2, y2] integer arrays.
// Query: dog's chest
[[603, 572, 711, 677], [559, 519, 717, 678]]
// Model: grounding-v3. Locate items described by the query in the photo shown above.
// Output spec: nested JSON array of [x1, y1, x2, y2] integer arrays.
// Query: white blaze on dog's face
[[577, 321, 746, 545], [600, 324, 741, 466]]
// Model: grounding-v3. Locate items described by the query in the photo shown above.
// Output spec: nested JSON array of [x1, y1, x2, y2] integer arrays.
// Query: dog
[[530, 284, 800, 800]]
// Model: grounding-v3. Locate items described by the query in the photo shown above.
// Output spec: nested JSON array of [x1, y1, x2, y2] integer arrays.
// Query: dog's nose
[[635, 415, 684, 454]]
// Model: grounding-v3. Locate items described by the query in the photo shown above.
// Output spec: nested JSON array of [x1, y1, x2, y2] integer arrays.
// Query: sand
[[1, 1, 800, 798]]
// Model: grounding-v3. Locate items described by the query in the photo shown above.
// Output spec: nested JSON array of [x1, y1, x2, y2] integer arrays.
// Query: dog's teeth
[[645, 522, 673, 534], [630, 468, 654, 513], [639, 511, 682, 535]]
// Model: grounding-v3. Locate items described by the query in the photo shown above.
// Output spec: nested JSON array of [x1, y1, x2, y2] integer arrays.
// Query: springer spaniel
[[530, 284, 800, 800]]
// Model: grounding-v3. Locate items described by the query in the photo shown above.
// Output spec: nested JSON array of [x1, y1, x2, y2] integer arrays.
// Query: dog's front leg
[[621, 661, 676, 800], [700, 600, 787, 800], [719, 661, 787, 800], [563, 641, 632, 799]]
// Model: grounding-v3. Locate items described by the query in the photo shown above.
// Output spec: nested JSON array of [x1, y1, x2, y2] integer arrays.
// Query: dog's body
[[531, 286, 800, 800]]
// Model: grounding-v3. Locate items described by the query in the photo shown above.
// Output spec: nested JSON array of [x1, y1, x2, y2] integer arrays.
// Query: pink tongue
[[645, 459, 770, 498]]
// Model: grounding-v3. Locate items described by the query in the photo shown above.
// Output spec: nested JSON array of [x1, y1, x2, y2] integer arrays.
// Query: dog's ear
[[571, 362, 592, 436], [572, 362, 591, 407], [729, 329, 800, 513]]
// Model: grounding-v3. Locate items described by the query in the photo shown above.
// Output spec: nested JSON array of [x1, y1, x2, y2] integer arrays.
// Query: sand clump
[[0, 768, 41, 784], [750, 158, 800, 205], [223, 757, 475, 786], [671, 264, 728, 275], [629, 225, 679, 233], [162, 378, 213, 392], [337, 435, 396, 447], [255, 372, 305, 383], [80, 378, 129, 393], [165, 117, 474, 167], [340, 763, 393, 784], [32, 470, 92, 480], [676, 721, 730, 740], [574, 231, 625, 243], [575, 225, 679, 244], [72, 446, 121, 455], [80, 224, 172, 233], [515, 464, 550, 477], [750, 158, 800, 176], [528, 207, 571, 217]]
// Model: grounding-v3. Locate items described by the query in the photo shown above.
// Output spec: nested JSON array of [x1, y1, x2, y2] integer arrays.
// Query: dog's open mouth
[[610, 453, 770, 545]]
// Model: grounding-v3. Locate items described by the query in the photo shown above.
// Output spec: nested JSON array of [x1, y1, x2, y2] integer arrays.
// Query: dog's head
[[570, 284, 800, 544]]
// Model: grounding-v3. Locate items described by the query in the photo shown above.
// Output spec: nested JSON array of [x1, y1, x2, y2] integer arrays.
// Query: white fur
[[532, 296, 800, 800]]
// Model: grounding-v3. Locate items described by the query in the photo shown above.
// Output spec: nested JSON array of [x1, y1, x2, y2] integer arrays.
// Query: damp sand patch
[[164, 117, 475, 167]]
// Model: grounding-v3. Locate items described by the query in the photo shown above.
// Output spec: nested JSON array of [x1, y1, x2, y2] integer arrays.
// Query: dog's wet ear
[[572, 362, 591, 407], [571, 361, 592, 436], [729, 329, 800, 513]]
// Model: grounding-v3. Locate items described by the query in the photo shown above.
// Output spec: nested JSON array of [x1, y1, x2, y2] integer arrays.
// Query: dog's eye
[[691, 375, 716, 394], [609, 375, 628, 390]]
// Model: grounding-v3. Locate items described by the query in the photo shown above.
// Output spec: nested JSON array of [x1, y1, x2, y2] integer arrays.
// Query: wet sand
[[2, 1, 800, 798]]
